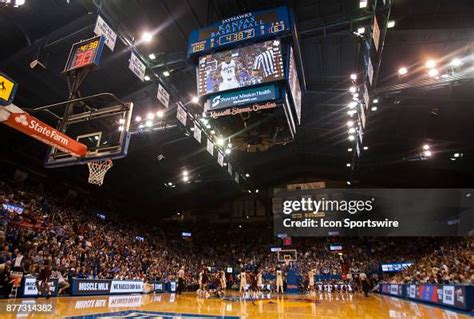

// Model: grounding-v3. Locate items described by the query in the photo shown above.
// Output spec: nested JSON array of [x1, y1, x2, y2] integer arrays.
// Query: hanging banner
[[176, 102, 187, 126], [367, 57, 374, 85], [129, 51, 146, 81], [234, 172, 239, 183], [288, 47, 302, 125], [157, 83, 170, 108], [227, 163, 233, 176], [206, 139, 214, 156], [193, 125, 202, 143], [94, 15, 117, 51], [217, 151, 225, 167]]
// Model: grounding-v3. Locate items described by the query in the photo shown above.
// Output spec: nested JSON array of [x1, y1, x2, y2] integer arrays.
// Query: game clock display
[[64, 36, 105, 73]]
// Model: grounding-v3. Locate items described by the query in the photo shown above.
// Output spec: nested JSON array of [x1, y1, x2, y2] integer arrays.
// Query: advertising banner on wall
[[20, 277, 58, 297]]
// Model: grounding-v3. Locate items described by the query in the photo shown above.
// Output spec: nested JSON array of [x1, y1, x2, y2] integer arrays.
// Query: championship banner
[[0, 72, 18, 106], [157, 83, 170, 109], [187, 6, 291, 58], [193, 125, 202, 143], [206, 138, 214, 156], [217, 151, 225, 167], [0, 104, 87, 157], [176, 102, 187, 126], [94, 15, 117, 51], [129, 51, 146, 81]]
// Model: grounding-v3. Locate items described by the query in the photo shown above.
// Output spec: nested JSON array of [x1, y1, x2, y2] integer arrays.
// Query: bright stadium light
[[425, 59, 436, 68], [348, 135, 356, 141], [245, 173, 250, 178], [148, 53, 156, 60], [139, 124, 144, 129], [255, 189, 259, 193], [141, 31, 153, 43], [192, 96, 199, 104], [119, 118, 125, 124], [350, 73, 357, 80], [450, 58, 462, 67], [210, 130, 216, 135], [347, 148, 353, 152], [424, 150, 432, 157], [118, 125, 124, 132], [147, 113, 155, 120], [156, 110, 164, 118], [225, 148, 231, 155], [144, 75, 151, 81], [373, 98, 379, 104], [347, 110, 357, 116], [422, 144, 430, 151], [357, 27, 365, 34], [398, 67, 408, 75], [371, 106, 378, 111], [348, 101, 358, 109], [347, 120, 354, 127], [135, 116, 142, 122], [163, 70, 170, 77], [387, 20, 395, 28], [428, 68, 439, 77], [182, 175, 189, 182], [346, 181, 351, 186], [216, 137, 224, 146], [182, 170, 189, 176], [348, 127, 356, 134], [349, 86, 357, 93], [363, 146, 369, 150], [359, 0, 368, 8], [145, 120, 153, 127], [346, 163, 351, 167]]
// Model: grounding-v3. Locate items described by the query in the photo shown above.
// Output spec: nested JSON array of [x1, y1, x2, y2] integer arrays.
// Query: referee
[[252, 43, 277, 80], [177, 266, 185, 294]]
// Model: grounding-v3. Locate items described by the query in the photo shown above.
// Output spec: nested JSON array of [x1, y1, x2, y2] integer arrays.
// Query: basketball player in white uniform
[[220, 269, 227, 294], [239, 269, 247, 296], [219, 54, 239, 91], [257, 269, 263, 295], [276, 269, 284, 294]]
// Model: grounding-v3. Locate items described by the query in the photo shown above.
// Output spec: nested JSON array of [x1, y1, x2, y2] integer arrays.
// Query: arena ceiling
[[1, 0, 474, 215]]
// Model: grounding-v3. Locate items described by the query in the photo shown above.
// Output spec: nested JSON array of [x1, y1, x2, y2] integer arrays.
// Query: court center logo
[[15, 114, 28, 126]]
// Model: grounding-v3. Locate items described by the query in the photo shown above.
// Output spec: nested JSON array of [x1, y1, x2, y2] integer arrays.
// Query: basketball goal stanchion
[[87, 159, 113, 186]]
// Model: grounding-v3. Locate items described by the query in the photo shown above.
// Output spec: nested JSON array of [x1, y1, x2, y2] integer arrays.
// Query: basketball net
[[87, 159, 113, 186]]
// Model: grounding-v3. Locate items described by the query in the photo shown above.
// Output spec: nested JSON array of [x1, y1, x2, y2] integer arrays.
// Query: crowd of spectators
[[0, 179, 472, 297]]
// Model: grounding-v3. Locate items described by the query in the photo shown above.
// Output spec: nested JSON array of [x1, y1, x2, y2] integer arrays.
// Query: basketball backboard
[[43, 93, 133, 168]]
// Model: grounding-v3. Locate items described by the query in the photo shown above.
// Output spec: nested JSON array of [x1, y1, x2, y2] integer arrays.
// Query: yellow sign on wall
[[0, 73, 18, 106]]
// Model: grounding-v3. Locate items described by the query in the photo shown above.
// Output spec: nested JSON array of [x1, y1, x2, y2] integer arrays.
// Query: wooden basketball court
[[0, 292, 470, 318]]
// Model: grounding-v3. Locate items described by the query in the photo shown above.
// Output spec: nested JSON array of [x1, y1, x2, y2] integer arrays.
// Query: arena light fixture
[[398, 67, 408, 75], [192, 96, 199, 104], [428, 68, 439, 77], [348, 135, 356, 141], [144, 75, 151, 81], [163, 70, 170, 77], [245, 173, 250, 178], [450, 58, 462, 67], [425, 60, 436, 69], [371, 106, 378, 111], [359, 0, 368, 8], [135, 116, 142, 122], [346, 181, 351, 186], [357, 27, 365, 34], [347, 148, 353, 152], [387, 20, 395, 28], [423, 150, 432, 157], [182, 170, 189, 176], [363, 146, 369, 150], [348, 101, 358, 109], [347, 110, 357, 116], [145, 120, 153, 127], [148, 53, 156, 60], [348, 127, 356, 134], [205, 124, 211, 129], [138, 124, 144, 129], [347, 120, 354, 127], [349, 86, 357, 93], [118, 125, 124, 132], [141, 31, 153, 43], [216, 137, 224, 146], [346, 163, 351, 167], [147, 113, 155, 120], [422, 144, 430, 150], [248, 190, 252, 194], [182, 175, 189, 182], [350, 73, 357, 80], [210, 130, 216, 135], [225, 148, 232, 155], [119, 118, 125, 124], [156, 110, 164, 118], [373, 98, 379, 104]]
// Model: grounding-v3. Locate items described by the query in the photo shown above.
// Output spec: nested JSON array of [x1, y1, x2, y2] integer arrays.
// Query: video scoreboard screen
[[64, 36, 105, 73], [381, 262, 413, 272], [197, 40, 284, 96], [188, 6, 291, 58]]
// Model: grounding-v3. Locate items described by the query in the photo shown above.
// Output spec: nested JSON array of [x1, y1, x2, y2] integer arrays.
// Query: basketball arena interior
[[0, 0, 473, 318]]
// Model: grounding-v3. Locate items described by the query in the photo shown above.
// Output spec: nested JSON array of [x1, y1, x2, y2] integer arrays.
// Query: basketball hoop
[[87, 159, 113, 186]]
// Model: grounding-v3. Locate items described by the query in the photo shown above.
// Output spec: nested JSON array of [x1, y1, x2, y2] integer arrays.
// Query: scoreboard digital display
[[187, 6, 291, 58], [64, 36, 105, 73]]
